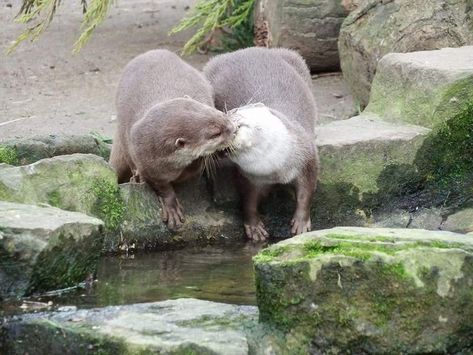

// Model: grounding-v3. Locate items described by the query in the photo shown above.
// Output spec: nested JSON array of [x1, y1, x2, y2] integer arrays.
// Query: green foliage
[[9, 0, 112, 53], [0, 146, 18, 165], [170, 0, 255, 55]]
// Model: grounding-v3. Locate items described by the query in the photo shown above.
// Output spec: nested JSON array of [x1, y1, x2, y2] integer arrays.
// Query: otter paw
[[290, 216, 311, 236], [244, 220, 269, 241], [160, 198, 184, 230]]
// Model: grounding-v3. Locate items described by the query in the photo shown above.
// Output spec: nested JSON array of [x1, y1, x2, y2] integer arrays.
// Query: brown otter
[[203, 47, 319, 241], [110, 49, 236, 229]]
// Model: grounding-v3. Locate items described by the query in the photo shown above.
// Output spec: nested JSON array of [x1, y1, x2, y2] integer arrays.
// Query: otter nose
[[226, 122, 238, 136]]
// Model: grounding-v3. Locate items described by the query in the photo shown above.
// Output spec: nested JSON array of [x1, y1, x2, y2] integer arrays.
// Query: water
[[1, 241, 263, 316]]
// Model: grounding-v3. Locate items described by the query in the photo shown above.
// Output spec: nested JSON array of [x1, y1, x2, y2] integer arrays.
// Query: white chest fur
[[229, 104, 299, 183]]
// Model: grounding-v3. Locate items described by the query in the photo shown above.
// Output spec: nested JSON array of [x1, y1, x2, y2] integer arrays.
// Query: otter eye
[[209, 128, 222, 139]]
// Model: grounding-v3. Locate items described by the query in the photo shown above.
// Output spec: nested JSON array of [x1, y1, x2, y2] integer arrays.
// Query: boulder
[[254, 227, 473, 353], [443, 208, 473, 234], [0, 201, 103, 299], [339, 0, 473, 106], [255, 0, 349, 71], [0, 154, 122, 230], [1, 299, 259, 354], [366, 46, 473, 128], [0, 134, 111, 165]]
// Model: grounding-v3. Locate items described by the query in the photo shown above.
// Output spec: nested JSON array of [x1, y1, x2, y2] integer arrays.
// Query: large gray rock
[[365, 46, 473, 128], [256, 0, 349, 71], [0, 154, 122, 230], [0, 134, 111, 165], [1, 299, 260, 354], [0, 201, 103, 299], [339, 0, 473, 106], [254, 227, 473, 353]]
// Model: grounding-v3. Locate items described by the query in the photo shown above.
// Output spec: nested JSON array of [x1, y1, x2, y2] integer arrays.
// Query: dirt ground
[[0, 0, 355, 141]]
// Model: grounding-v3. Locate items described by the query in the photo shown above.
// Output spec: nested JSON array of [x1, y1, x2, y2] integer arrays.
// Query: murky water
[[1, 241, 263, 316]]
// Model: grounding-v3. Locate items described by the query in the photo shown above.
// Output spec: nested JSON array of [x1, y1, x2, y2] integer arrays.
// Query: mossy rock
[[254, 227, 473, 353], [339, 1, 473, 106], [106, 182, 245, 253], [0, 134, 111, 166], [1, 299, 259, 354], [0, 154, 123, 230], [0, 201, 103, 299]]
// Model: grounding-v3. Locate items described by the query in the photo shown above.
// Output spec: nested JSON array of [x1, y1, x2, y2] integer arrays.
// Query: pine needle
[[170, 0, 255, 55]]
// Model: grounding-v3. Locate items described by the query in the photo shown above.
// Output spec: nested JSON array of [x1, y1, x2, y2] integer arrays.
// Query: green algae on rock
[[0, 146, 18, 165], [1, 299, 259, 355], [0, 201, 103, 299], [0, 154, 121, 230], [254, 227, 473, 354]]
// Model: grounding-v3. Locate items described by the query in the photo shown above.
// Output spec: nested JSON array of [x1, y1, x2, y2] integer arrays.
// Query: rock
[[104, 181, 244, 253], [311, 115, 429, 229], [0, 154, 122, 230], [0, 201, 103, 299], [443, 208, 473, 234], [0, 134, 112, 165], [255, 0, 349, 72], [366, 46, 473, 128], [407, 207, 444, 230], [1, 299, 259, 354], [254, 227, 473, 353], [339, 0, 473, 106]]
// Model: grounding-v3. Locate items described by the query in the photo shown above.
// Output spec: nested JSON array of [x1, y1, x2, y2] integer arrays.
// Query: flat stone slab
[[0, 134, 111, 166], [366, 46, 473, 128], [0, 201, 103, 299], [1, 299, 259, 355], [0, 153, 121, 229], [254, 227, 473, 353]]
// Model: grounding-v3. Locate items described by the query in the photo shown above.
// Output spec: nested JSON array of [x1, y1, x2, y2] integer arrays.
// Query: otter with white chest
[[204, 47, 319, 240], [110, 49, 236, 229]]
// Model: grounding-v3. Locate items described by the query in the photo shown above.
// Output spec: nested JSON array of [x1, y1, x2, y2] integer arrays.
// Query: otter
[[110, 49, 236, 229], [203, 47, 319, 241]]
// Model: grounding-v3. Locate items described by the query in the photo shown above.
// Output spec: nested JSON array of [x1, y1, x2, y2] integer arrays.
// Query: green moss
[[47, 190, 61, 207], [0, 145, 18, 165], [253, 245, 289, 263], [26, 231, 102, 294], [91, 178, 125, 230]]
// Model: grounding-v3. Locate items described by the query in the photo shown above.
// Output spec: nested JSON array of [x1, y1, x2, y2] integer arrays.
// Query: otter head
[[135, 97, 237, 164], [227, 103, 292, 177]]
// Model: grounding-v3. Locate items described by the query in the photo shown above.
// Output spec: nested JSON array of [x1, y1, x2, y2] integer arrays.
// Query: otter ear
[[175, 138, 187, 148]]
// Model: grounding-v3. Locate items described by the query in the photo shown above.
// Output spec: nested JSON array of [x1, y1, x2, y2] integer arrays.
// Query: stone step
[[1, 299, 259, 355], [366, 46, 473, 128], [253, 227, 473, 354], [0, 201, 103, 299], [0, 153, 120, 230]]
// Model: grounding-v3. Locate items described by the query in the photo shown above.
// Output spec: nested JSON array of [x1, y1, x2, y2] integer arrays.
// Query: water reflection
[[1, 241, 263, 316]]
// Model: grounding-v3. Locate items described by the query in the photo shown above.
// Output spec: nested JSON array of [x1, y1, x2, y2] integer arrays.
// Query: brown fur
[[204, 47, 319, 240], [110, 49, 235, 229]]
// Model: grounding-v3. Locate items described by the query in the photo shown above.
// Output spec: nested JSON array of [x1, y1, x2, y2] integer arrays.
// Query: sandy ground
[[0, 0, 355, 140]]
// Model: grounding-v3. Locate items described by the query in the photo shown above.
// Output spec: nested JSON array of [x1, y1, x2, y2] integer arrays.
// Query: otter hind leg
[[291, 158, 318, 235], [109, 133, 133, 183]]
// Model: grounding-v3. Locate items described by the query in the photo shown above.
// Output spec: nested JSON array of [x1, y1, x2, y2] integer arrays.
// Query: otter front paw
[[290, 216, 311, 235], [244, 220, 269, 241], [160, 197, 184, 230]]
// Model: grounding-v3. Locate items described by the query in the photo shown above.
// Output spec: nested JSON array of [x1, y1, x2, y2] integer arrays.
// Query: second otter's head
[[131, 97, 237, 163]]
